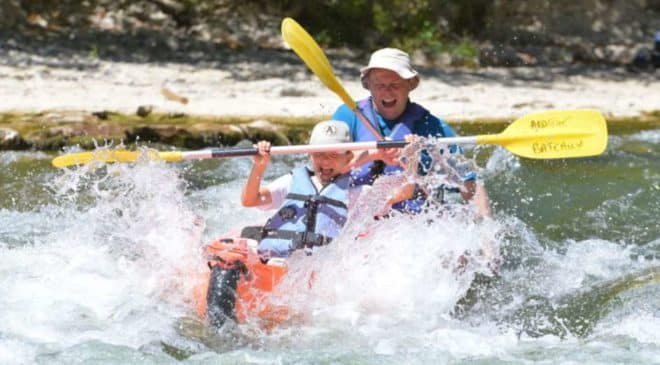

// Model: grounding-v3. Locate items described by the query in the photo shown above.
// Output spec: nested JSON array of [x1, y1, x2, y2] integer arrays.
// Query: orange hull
[[193, 235, 290, 327]]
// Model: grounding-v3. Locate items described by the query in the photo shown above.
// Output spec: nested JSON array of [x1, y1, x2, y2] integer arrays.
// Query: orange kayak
[[192, 233, 291, 328]]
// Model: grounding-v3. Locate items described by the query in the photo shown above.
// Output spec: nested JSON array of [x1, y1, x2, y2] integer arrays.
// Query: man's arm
[[461, 180, 492, 218], [342, 148, 401, 173], [386, 183, 416, 207], [421, 114, 493, 217]]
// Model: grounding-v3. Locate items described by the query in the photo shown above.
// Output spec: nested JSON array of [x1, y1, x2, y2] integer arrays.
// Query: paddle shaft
[[174, 136, 482, 161], [173, 140, 421, 161], [354, 106, 384, 140]]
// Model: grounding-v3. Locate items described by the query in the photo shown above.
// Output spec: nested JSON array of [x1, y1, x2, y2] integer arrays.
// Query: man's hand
[[373, 134, 421, 166], [375, 147, 401, 166]]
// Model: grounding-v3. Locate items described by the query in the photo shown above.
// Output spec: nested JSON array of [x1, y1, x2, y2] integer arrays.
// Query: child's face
[[309, 151, 353, 184]]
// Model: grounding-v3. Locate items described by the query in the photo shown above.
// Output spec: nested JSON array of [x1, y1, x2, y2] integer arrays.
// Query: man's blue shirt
[[331, 102, 477, 181], [331, 103, 457, 141]]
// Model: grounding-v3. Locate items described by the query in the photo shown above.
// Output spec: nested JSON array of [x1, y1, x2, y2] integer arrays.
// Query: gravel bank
[[1, 49, 659, 121]]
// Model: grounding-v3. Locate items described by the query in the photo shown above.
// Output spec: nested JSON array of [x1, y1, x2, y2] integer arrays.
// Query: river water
[[0, 128, 658, 364]]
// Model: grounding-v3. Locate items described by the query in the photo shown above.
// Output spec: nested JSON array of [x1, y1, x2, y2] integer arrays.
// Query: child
[[240, 120, 368, 259]]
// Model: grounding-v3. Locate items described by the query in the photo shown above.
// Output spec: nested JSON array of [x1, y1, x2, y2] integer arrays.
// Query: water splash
[[1, 131, 658, 363], [0, 151, 205, 362], [228, 139, 510, 358]]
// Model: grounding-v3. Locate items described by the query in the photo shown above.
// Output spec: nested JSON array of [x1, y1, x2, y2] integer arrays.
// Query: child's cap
[[309, 120, 352, 144]]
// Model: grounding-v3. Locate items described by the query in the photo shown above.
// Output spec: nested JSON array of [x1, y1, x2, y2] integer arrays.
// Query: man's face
[[309, 151, 353, 184], [365, 68, 414, 120]]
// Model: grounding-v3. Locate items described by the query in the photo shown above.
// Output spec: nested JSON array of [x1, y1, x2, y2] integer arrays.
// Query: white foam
[[0, 157, 204, 355], [600, 312, 660, 345], [628, 129, 660, 143]]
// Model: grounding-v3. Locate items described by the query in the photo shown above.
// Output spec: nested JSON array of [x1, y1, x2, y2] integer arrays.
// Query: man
[[332, 48, 491, 217]]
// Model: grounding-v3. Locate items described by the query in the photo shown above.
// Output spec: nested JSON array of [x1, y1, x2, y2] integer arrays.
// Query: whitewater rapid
[[0, 131, 658, 364]]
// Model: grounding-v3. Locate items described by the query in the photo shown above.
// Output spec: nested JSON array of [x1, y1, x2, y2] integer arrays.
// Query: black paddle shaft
[[210, 147, 259, 158], [376, 140, 408, 149]]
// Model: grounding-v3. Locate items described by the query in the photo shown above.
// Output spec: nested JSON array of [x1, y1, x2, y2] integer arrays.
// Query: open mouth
[[317, 168, 336, 181], [381, 98, 397, 109]]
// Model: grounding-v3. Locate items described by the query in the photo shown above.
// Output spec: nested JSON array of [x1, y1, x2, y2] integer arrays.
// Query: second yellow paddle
[[52, 109, 608, 168], [281, 17, 383, 140]]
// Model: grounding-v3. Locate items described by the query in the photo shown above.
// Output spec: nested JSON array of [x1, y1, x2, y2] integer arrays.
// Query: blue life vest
[[251, 167, 351, 258], [351, 97, 434, 212]]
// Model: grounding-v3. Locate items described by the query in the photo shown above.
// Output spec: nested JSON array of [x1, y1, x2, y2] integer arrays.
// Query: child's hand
[[254, 140, 271, 168]]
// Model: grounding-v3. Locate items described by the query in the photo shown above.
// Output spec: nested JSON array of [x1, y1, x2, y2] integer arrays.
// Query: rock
[[279, 87, 314, 97], [38, 111, 90, 124], [125, 125, 163, 142], [92, 110, 111, 120], [512, 101, 555, 109], [517, 52, 538, 66], [606, 44, 635, 64], [0, 127, 19, 142], [227, 125, 244, 134], [189, 123, 247, 147], [246, 119, 280, 131], [136, 105, 153, 117], [161, 83, 189, 104], [476, 45, 539, 67], [627, 46, 658, 72], [410, 50, 429, 66], [433, 53, 453, 68], [27, 13, 51, 29], [0, 0, 24, 30], [47, 126, 78, 138], [244, 120, 289, 145], [0, 127, 27, 149], [479, 45, 526, 67]]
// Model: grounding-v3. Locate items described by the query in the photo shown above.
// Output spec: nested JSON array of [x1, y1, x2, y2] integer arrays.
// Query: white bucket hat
[[360, 48, 420, 89], [309, 120, 352, 145]]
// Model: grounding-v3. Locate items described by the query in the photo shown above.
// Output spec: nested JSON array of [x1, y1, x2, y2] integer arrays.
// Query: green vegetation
[[4, 1, 658, 66], [286, 0, 486, 64]]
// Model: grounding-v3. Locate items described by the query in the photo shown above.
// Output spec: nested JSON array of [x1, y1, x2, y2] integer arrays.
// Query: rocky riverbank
[[2, 109, 658, 152], [1, 48, 659, 151]]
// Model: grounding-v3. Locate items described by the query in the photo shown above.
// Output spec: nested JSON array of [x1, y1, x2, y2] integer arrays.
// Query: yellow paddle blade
[[477, 109, 608, 159], [281, 17, 357, 109], [51, 150, 183, 168]]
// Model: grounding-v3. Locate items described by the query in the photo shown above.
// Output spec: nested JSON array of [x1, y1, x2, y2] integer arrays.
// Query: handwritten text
[[532, 140, 584, 154]]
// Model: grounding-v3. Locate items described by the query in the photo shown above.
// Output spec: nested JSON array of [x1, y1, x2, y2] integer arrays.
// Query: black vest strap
[[240, 226, 332, 249], [284, 193, 348, 209]]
